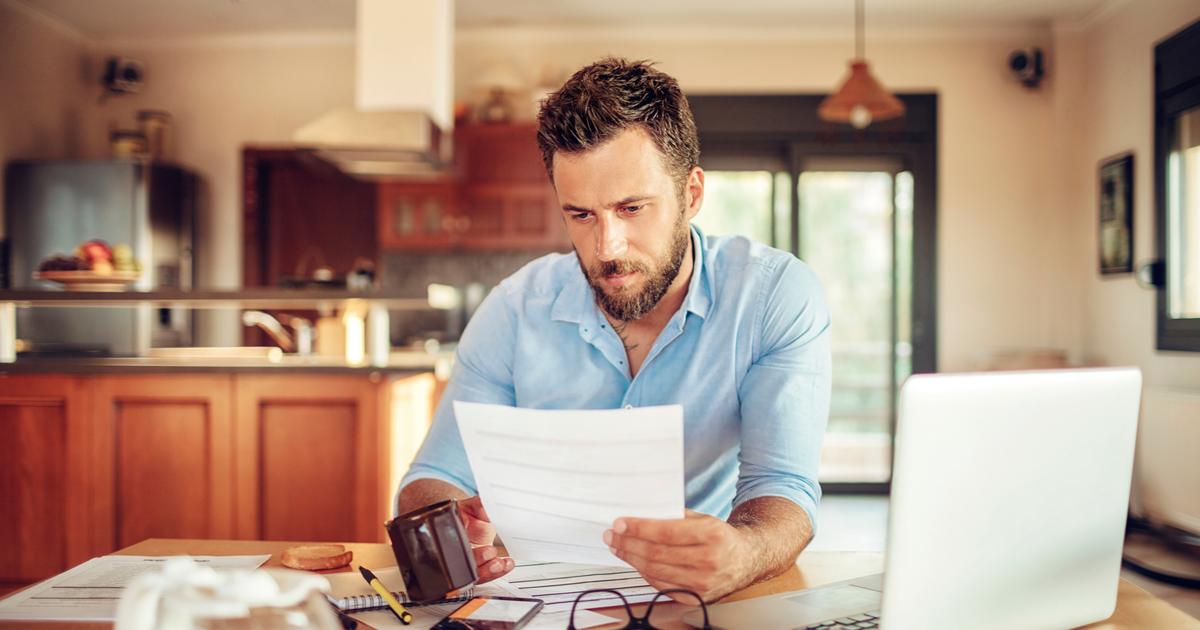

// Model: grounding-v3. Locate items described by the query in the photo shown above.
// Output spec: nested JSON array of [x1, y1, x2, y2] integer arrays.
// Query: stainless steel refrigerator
[[3, 160, 197, 355]]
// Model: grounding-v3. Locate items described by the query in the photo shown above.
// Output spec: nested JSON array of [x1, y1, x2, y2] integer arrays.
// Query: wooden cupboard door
[[506, 184, 569, 250], [377, 181, 459, 249], [458, 184, 568, 251], [91, 375, 235, 552], [459, 123, 545, 184], [458, 186, 507, 242], [234, 375, 383, 543], [0, 375, 90, 588]]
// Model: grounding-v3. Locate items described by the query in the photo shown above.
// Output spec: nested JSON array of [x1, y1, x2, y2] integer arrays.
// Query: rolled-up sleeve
[[400, 285, 518, 496], [733, 258, 832, 530]]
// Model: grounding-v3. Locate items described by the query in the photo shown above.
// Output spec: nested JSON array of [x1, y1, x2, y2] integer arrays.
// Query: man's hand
[[604, 497, 814, 603], [459, 495, 515, 583], [603, 510, 754, 603]]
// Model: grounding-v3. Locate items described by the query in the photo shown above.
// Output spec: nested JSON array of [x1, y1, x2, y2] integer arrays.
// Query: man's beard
[[578, 212, 690, 322]]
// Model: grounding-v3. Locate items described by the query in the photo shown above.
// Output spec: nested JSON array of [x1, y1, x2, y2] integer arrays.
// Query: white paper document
[[454, 401, 685, 565], [507, 561, 658, 615], [0, 554, 270, 622]]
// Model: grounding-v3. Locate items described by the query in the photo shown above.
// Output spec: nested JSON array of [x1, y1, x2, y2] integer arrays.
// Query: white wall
[[1057, 0, 1200, 387], [92, 35, 356, 343], [458, 25, 1063, 372], [0, 0, 93, 231], [1054, 0, 1200, 527]]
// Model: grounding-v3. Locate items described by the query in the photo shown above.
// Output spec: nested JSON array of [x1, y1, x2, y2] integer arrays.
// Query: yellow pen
[[359, 565, 413, 625]]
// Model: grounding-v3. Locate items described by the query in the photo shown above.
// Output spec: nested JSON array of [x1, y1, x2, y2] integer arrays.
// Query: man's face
[[551, 127, 702, 322]]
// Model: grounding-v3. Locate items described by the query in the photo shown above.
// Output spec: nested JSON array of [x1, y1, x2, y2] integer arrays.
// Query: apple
[[81, 240, 113, 263]]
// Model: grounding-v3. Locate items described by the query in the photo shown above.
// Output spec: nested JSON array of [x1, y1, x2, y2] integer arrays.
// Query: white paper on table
[[506, 561, 658, 615], [454, 401, 685, 566], [0, 555, 270, 622]]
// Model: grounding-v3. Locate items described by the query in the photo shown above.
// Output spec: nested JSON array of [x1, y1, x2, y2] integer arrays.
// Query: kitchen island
[[0, 361, 446, 595]]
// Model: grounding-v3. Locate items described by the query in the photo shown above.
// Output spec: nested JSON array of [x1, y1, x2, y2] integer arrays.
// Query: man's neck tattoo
[[612, 320, 639, 353]]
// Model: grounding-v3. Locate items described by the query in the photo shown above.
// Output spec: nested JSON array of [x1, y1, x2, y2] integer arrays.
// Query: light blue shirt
[[401, 225, 831, 527]]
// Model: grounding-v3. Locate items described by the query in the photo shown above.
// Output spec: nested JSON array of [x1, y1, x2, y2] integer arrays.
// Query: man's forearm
[[728, 496, 814, 587], [396, 478, 470, 515]]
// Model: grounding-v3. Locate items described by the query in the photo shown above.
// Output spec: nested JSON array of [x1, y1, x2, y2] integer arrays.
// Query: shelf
[[0, 289, 437, 310]]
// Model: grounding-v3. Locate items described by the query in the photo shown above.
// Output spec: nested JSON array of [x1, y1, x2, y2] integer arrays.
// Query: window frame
[[1154, 17, 1200, 352]]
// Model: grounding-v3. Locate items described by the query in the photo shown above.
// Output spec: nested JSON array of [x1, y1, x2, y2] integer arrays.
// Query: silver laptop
[[685, 367, 1142, 630]]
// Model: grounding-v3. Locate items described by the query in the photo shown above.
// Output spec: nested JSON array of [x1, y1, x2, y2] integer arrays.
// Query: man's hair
[[536, 57, 700, 195]]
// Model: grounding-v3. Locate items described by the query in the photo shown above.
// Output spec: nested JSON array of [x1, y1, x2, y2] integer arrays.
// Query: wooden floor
[[811, 495, 1200, 621]]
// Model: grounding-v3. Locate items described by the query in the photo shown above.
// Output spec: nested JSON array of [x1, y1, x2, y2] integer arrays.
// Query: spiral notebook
[[324, 567, 476, 612]]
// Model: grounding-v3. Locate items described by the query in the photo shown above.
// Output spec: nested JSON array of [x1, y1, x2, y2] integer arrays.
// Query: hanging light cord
[[856, 0, 864, 60]]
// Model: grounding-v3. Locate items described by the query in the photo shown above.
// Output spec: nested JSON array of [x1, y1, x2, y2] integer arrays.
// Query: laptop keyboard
[[797, 610, 880, 629]]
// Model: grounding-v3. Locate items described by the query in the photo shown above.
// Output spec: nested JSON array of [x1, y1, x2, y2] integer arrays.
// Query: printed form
[[454, 401, 685, 566], [0, 555, 270, 621]]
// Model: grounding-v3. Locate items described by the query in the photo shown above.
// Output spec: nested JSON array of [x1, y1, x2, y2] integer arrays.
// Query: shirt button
[[624, 404, 633, 410]]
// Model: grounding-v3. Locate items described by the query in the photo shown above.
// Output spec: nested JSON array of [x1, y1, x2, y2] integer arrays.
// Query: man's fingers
[[616, 547, 704, 585], [605, 532, 710, 569], [611, 516, 718, 545], [473, 547, 514, 583], [464, 516, 495, 545]]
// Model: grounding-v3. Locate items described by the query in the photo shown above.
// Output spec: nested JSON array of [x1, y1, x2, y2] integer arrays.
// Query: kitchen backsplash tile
[[381, 249, 556, 343]]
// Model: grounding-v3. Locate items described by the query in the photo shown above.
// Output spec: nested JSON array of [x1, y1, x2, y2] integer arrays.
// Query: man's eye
[[570, 211, 592, 221], [621, 205, 644, 214]]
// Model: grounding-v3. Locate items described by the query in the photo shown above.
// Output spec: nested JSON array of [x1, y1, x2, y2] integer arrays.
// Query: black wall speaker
[[1008, 48, 1045, 89]]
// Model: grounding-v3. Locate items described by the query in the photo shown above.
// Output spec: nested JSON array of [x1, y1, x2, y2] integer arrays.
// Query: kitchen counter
[[0, 288, 435, 308], [0, 350, 455, 374], [0, 287, 456, 363]]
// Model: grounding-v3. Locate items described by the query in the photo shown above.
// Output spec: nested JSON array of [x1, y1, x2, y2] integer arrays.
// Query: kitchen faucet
[[241, 311, 313, 355]]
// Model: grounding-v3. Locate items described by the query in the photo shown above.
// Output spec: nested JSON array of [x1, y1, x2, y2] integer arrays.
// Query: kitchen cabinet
[[0, 370, 439, 591], [233, 374, 384, 543], [376, 123, 570, 252], [377, 180, 461, 249], [457, 123, 548, 184], [0, 375, 91, 591], [459, 183, 563, 250], [89, 375, 235, 553], [242, 148, 378, 289]]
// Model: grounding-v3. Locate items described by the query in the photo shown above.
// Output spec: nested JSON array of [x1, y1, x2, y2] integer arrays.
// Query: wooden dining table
[[1, 538, 1196, 629]]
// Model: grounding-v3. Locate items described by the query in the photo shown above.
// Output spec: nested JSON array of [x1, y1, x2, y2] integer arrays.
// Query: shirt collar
[[551, 223, 712, 324]]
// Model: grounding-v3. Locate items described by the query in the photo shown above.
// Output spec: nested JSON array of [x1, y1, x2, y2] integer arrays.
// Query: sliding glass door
[[697, 160, 914, 486], [688, 92, 938, 491]]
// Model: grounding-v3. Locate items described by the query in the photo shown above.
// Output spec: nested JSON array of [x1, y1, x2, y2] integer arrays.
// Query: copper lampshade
[[818, 60, 906, 129]]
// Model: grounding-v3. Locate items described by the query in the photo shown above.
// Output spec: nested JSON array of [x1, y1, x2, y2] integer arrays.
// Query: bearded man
[[398, 57, 831, 603]]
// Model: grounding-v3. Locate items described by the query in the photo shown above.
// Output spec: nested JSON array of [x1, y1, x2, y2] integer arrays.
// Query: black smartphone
[[431, 596, 545, 630]]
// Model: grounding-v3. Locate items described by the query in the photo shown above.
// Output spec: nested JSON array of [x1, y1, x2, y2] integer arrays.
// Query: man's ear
[[685, 167, 705, 220]]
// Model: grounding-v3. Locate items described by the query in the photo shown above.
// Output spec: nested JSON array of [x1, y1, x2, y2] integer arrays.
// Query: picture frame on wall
[[1099, 152, 1134, 275]]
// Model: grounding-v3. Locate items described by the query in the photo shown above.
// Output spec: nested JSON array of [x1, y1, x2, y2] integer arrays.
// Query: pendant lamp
[[818, 0, 905, 129]]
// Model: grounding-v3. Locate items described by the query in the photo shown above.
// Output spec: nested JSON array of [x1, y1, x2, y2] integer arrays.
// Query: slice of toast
[[281, 544, 354, 571]]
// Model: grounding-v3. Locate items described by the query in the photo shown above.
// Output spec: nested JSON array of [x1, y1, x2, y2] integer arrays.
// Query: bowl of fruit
[[34, 240, 142, 291]]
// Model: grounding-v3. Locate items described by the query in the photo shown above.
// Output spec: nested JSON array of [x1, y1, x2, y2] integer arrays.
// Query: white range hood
[[293, 0, 454, 178]]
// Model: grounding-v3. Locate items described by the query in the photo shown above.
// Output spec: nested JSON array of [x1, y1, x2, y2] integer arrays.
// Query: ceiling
[[21, 0, 1114, 40]]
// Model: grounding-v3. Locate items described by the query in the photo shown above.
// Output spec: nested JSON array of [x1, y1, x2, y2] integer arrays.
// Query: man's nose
[[595, 215, 628, 261]]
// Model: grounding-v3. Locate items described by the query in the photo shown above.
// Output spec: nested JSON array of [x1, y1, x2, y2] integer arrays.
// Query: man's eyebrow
[[560, 195, 654, 213]]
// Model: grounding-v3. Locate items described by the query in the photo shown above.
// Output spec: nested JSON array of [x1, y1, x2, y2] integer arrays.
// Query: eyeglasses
[[567, 588, 711, 630]]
